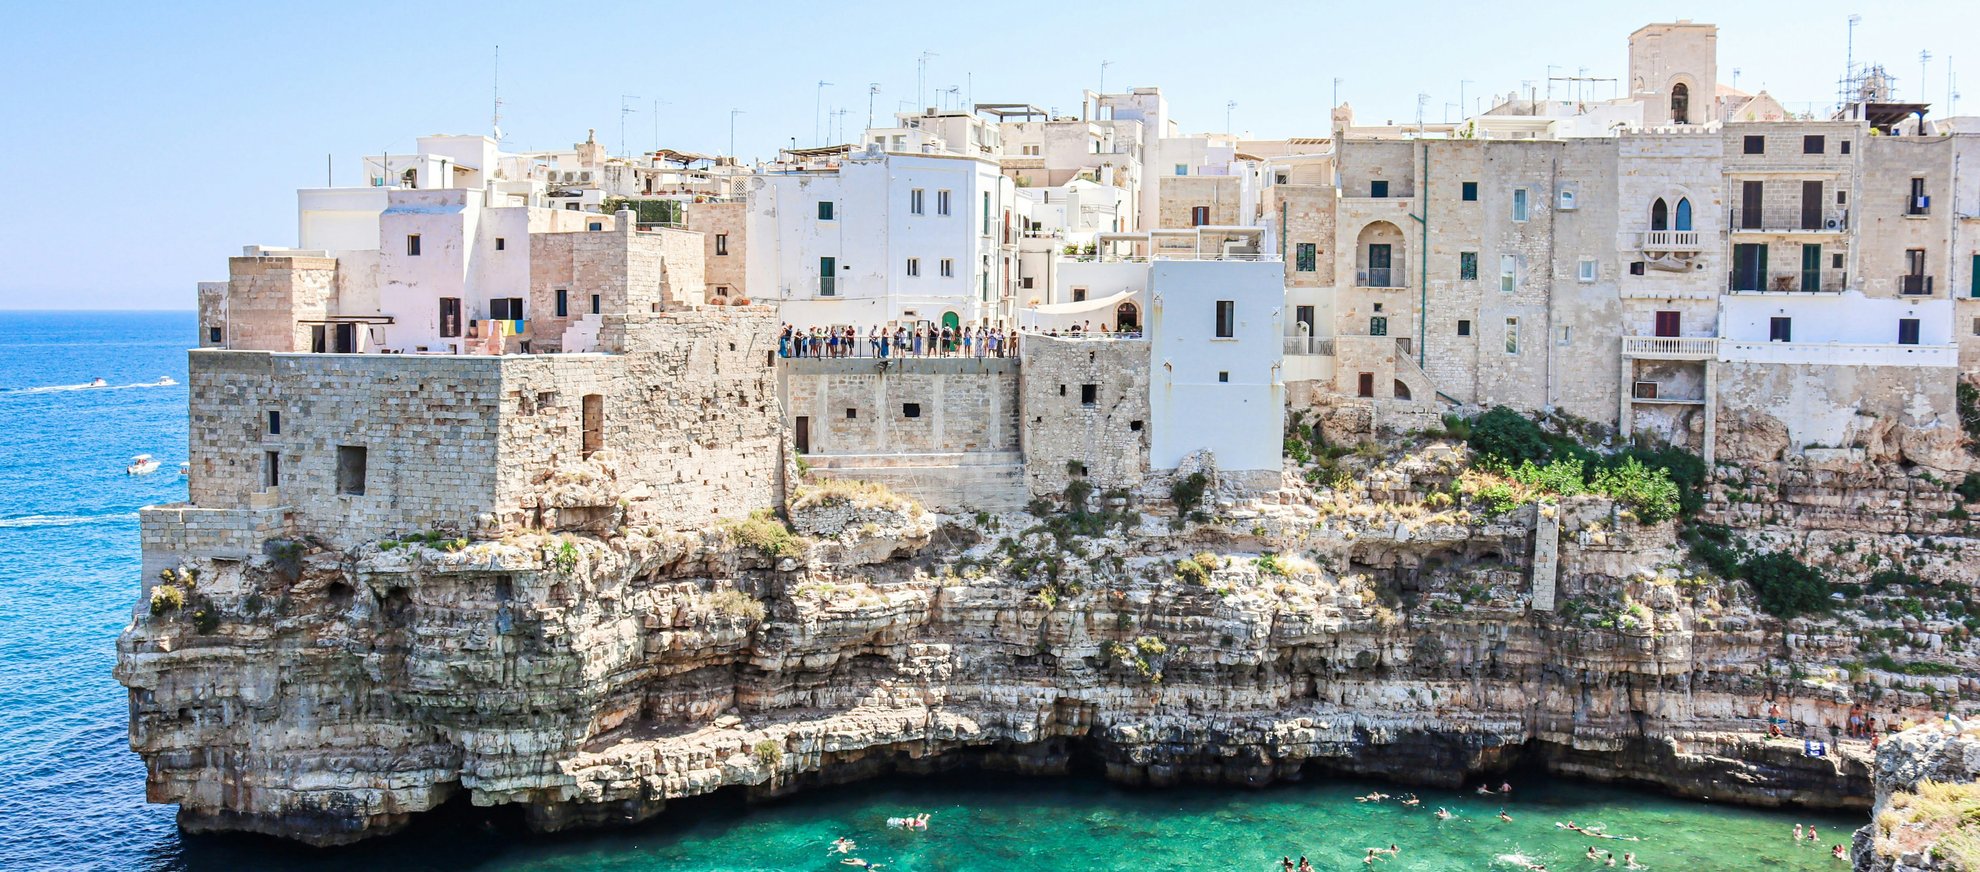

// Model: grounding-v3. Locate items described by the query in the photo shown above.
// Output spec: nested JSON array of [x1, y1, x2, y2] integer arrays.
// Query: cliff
[[116, 440, 1974, 846], [1854, 727, 1980, 871]]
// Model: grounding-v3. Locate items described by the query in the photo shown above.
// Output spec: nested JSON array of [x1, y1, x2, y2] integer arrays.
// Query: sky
[[2, 0, 1975, 310]]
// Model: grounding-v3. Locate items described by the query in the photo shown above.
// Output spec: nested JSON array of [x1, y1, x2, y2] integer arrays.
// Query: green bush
[[1608, 444, 1707, 517], [1743, 551, 1829, 619], [1468, 406, 1550, 467], [752, 739, 784, 767], [726, 509, 805, 559], [708, 589, 767, 622], [1510, 458, 1587, 497], [1176, 557, 1209, 585], [149, 584, 185, 615], [1961, 382, 1980, 453], [1170, 472, 1209, 513], [1958, 473, 1980, 504], [1592, 457, 1682, 523], [1476, 481, 1524, 516]]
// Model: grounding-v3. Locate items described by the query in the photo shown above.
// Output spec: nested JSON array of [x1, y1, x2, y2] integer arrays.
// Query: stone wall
[[529, 221, 706, 352], [783, 358, 1019, 455], [686, 201, 748, 302], [1157, 176, 1243, 229], [1715, 359, 1958, 461], [219, 255, 337, 352], [1019, 336, 1151, 497]]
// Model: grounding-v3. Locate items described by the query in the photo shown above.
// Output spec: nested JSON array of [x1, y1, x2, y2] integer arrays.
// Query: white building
[[1146, 259, 1285, 484], [744, 146, 1016, 330]]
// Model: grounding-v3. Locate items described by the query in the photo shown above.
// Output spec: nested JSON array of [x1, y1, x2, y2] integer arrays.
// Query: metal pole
[[729, 109, 744, 161], [815, 81, 833, 146]]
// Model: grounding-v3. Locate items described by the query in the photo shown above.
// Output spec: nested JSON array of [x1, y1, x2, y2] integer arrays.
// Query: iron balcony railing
[[1900, 274, 1935, 295], [1356, 267, 1405, 288], [1728, 206, 1848, 232], [1282, 336, 1336, 356], [1727, 271, 1846, 293], [819, 276, 837, 296]]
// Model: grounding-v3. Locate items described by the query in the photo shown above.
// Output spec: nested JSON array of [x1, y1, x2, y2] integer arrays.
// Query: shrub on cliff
[[1741, 551, 1829, 619], [1170, 472, 1209, 513], [726, 509, 806, 560], [1592, 457, 1681, 523], [752, 739, 784, 768], [1467, 406, 1551, 467], [149, 584, 184, 615], [708, 589, 767, 623]]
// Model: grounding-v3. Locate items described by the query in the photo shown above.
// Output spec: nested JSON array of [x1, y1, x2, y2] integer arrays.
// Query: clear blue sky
[[2, 0, 1972, 309]]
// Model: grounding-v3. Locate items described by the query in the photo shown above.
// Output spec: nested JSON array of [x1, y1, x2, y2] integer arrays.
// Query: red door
[[1654, 311, 1680, 338]]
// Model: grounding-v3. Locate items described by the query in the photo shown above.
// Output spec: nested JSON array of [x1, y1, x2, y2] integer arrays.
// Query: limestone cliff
[[1854, 727, 1980, 871], [117, 440, 1976, 846]]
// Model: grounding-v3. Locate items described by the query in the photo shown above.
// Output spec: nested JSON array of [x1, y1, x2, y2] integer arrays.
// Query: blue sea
[[0, 311, 1860, 871]]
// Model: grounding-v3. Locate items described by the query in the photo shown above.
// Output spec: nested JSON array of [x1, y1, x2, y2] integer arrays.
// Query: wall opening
[[581, 394, 604, 458], [336, 446, 367, 496]]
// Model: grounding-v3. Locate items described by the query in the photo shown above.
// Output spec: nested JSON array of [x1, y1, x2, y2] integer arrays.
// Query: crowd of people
[[776, 321, 1144, 360]]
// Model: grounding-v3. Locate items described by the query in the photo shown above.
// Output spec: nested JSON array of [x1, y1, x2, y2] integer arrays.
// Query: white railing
[[1283, 337, 1336, 356], [1718, 341, 1958, 368], [1639, 230, 1702, 250], [1621, 336, 1718, 358]]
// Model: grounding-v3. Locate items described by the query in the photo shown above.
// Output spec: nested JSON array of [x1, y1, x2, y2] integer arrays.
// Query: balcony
[[1639, 230, 1703, 251], [1283, 336, 1336, 357], [1907, 196, 1931, 216], [1900, 274, 1935, 295], [1622, 336, 1718, 359], [1728, 207, 1847, 233], [819, 276, 837, 296], [1356, 267, 1406, 288], [1727, 271, 1847, 294]]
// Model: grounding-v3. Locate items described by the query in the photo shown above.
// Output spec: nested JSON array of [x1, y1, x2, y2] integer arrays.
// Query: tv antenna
[[651, 99, 670, 153], [619, 95, 640, 157], [1226, 100, 1237, 135], [729, 108, 745, 161], [815, 81, 834, 145], [1100, 59, 1113, 95], [866, 83, 881, 130], [916, 51, 938, 110], [1920, 50, 1933, 104]]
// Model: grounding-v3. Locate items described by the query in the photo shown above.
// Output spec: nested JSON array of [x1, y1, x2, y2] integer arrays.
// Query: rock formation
[[117, 439, 1977, 846]]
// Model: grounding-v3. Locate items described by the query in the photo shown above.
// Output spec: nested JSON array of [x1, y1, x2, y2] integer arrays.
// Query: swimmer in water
[[1386, 844, 1400, 856], [1794, 823, 1804, 841], [1298, 857, 1314, 872], [1587, 846, 1600, 860], [1477, 784, 1492, 795], [1436, 807, 1453, 820], [1282, 856, 1294, 872], [1624, 852, 1643, 869], [1832, 844, 1847, 860], [1401, 793, 1421, 807], [1499, 809, 1514, 823], [1500, 782, 1512, 795], [830, 837, 857, 853], [1807, 824, 1819, 843]]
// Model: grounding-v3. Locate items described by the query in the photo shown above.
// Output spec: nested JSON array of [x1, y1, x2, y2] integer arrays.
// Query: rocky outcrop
[[117, 448, 1975, 847], [1854, 727, 1980, 871]]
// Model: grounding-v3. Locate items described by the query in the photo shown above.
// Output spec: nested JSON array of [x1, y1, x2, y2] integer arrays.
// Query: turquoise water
[[0, 312, 1860, 871]]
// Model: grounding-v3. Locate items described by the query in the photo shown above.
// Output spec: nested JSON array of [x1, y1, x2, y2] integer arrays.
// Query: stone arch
[[1393, 379, 1412, 400], [1669, 81, 1691, 125], [1115, 301, 1140, 332], [1354, 220, 1407, 288], [1674, 197, 1693, 231], [1651, 198, 1669, 231]]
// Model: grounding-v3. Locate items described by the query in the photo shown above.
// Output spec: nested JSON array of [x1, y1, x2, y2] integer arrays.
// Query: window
[[334, 323, 355, 354], [1655, 311, 1680, 337], [587, 222, 602, 231], [907, 258, 920, 277], [336, 446, 367, 496], [1909, 178, 1930, 215], [715, 234, 728, 256], [1841, 140, 1852, 155], [1214, 300, 1235, 338], [1022, 277, 1034, 289], [1073, 287, 1087, 302], [1191, 205, 1210, 226], [1675, 198, 1693, 231], [590, 294, 601, 314], [1295, 243, 1317, 272], [1899, 318, 1921, 345], [1130, 420, 1143, 431], [490, 298, 524, 320], [1769, 317, 1793, 342], [937, 190, 951, 215], [1499, 254, 1517, 292], [1274, 173, 1289, 185], [1504, 317, 1520, 354], [820, 257, 836, 295], [262, 451, 280, 489], [564, 203, 579, 211], [581, 394, 603, 458], [902, 403, 921, 418], [207, 326, 222, 343], [817, 201, 835, 220], [1972, 317, 1980, 336], [1369, 316, 1388, 336], [1456, 251, 1478, 281], [1461, 181, 1478, 201], [1803, 135, 1825, 154], [1973, 255, 1980, 298], [1218, 371, 1230, 383], [1630, 261, 1646, 275], [1557, 325, 1572, 346], [1370, 180, 1389, 198], [555, 289, 568, 317], [1743, 135, 1765, 155], [982, 192, 991, 235], [495, 237, 506, 251], [1357, 372, 1374, 397], [910, 188, 925, 214], [406, 234, 421, 256], [940, 258, 953, 278], [1834, 253, 1845, 269], [1670, 82, 1690, 124], [1577, 259, 1597, 282], [1081, 384, 1097, 405], [266, 411, 281, 435], [1511, 188, 1528, 221], [845, 408, 857, 419], [1457, 319, 1471, 336], [439, 298, 462, 338], [1175, 164, 1188, 175]]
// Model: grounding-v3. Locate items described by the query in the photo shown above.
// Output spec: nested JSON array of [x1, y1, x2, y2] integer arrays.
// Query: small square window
[[495, 237, 506, 251], [1461, 181, 1478, 201], [1081, 384, 1098, 405], [818, 201, 835, 220], [1831, 253, 1843, 269], [588, 221, 603, 231], [845, 408, 858, 419], [1803, 134, 1825, 154], [1841, 140, 1852, 155], [1630, 261, 1647, 276], [902, 403, 920, 418], [207, 326, 222, 343], [1577, 259, 1597, 282], [1129, 420, 1144, 431], [1457, 319, 1471, 336], [1218, 371, 1229, 383], [1370, 180, 1389, 198], [406, 234, 421, 256], [1743, 135, 1765, 155]]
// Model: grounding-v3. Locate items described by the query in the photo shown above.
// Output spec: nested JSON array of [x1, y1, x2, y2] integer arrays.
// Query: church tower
[[1629, 21, 1718, 126]]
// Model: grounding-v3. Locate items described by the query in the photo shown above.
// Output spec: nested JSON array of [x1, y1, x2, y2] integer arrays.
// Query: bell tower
[[1628, 21, 1718, 126]]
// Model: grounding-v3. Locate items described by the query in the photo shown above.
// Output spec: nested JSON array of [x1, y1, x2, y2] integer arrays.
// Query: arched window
[[1670, 83, 1690, 125], [1651, 199, 1669, 231], [1115, 301, 1140, 332], [1674, 198, 1693, 231]]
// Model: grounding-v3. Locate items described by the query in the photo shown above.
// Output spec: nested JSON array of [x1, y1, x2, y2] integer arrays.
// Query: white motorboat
[[127, 454, 160, 475], [178, 461, 190, 477], [154, 376, 178, 386], [88, 377, 108, 387]]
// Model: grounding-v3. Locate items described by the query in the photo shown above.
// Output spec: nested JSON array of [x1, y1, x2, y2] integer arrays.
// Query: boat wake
[[4, 378, 178, 395], [0, 512, 141, 529]]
